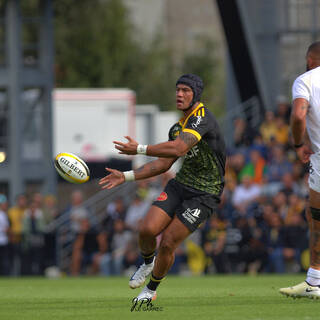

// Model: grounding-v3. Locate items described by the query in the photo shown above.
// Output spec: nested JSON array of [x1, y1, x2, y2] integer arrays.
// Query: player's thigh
[[159, 216, 191, 251], [140, 179, 182, 237], [139, 205, 172, 237], [175, 195, 216, 233]]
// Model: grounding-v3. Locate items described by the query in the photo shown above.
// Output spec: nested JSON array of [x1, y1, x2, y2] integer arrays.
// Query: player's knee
[[139, 223, 156, 238], [159, 237, 176, 254], [310, 207, 320, 221]]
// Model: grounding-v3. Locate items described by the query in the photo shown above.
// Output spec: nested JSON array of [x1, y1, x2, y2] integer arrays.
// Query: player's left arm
[[114, 132, 199, 158], [145, 131, 198, 157], [114, 110, 208, 157]]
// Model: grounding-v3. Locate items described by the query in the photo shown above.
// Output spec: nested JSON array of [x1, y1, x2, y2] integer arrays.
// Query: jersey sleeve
[[168, 123, 182, 141], [292, 75, 311, 102], [183, 108, 210, 141]]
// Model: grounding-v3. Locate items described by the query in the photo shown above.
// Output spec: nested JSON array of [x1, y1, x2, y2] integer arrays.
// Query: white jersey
[[0, 210, 9, 246], [292, 66, 320, 153]]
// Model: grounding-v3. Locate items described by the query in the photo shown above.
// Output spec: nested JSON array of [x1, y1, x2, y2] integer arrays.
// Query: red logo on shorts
[[157, 192, 168, 201]]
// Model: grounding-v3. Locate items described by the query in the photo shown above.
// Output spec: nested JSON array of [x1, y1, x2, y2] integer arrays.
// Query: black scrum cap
[[176, 74, 204, 107]]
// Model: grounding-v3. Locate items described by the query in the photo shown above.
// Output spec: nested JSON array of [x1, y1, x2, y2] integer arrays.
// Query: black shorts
[[152, 179, 220, 232]]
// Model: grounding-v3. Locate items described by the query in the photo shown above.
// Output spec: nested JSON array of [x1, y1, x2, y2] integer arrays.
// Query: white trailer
[[53, 89, 179, 165], [53, 89, 136, 162]]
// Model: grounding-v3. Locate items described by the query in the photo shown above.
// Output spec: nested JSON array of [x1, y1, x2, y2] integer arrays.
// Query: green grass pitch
[[1, 275, 320, 320]]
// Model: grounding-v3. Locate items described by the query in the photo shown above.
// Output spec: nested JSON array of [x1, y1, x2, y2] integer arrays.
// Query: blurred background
[[0, 0, 317, 277]]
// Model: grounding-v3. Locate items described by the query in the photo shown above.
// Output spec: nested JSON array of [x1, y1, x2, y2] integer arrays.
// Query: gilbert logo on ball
[[54, 152, 90, 184]]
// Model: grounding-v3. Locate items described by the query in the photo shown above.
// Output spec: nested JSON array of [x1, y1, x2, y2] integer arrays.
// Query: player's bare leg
[[129, 206, 171, 289], [153, 217, 191, 277], [280, 188, 320, 299], [136, 217, 191, 301], [138, 206, 172, 254]]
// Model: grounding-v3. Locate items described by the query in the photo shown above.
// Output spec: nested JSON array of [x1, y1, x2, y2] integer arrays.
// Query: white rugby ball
[[54, 152, 90, 184]]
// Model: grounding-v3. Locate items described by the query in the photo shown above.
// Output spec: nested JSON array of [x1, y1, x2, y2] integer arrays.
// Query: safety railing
[[47, 181, 137, 273]]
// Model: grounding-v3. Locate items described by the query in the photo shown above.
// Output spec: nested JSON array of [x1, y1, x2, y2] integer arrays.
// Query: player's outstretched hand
[[296, 144, 314, 163], [113, 136, 138, 155], [99, 168, 125, 189]]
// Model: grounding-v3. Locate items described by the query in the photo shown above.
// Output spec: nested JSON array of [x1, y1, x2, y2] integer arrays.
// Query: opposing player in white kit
[[280, 41, 320, 299]]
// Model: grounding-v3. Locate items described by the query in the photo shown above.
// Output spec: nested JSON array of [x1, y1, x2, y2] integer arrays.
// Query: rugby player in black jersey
[[99, 74, 226, 301]]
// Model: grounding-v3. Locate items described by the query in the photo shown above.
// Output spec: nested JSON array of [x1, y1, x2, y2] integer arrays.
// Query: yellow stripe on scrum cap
[[183, 128, 201, 141]]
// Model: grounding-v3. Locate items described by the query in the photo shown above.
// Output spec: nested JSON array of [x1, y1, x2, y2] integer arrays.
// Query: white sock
[[306, 267, 320, 286]]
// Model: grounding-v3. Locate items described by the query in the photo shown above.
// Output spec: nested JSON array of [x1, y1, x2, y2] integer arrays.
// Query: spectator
[[0, 194, 9, 275], [99, 219, 132, 276], [228, 152, 246, 183], [272, 191, 288, 219], [232, 175, 261, 215], [259, 111, 277, 145], [69, 190, 89, 234], [292, 161, 305, 183], [275, 96, 291, 124], [42, 194, 58, 225], [265, 212, 285, 273], [233, 117, 257, 148], [70, 218, 107, 276], [123, 235, 140, 273], [104, 197, 127, 234], [280, 172, 300, 197], [236, 217, 268, 273], [250, 133, 269, 160], [285, 194, 305, 224], [22, 200, 46, 275], [259, 203, 275, 224], [42, 194, 59, 269], [8, 193, 27, 275], [282, 213, 308, 272], [265, 144, 292, 183], [274, 116, 290, 146], [239, 148, 267, 185], [32, 192, 44, 211], [124, 192, 149, 231], [224, 158, 238, 191], [217, 189, 237, 223], [202, 215, 230, 273]]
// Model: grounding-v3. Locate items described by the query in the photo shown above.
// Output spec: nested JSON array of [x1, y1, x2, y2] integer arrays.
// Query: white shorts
[[309, 152, 320, 193]]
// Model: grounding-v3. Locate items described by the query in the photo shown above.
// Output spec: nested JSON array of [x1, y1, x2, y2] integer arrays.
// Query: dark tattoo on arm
[[179, 132, 198, 148], [299, 100, 310, 112], [300, 104, 309, 111], [135, 162, 160, 176], [135, 165, 146, 173]]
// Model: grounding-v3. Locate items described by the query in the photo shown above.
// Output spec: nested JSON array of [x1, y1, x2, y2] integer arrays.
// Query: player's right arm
[[98, 157, 177, 190], [291, 74, 315, 164], [290, 97, 308, 145]]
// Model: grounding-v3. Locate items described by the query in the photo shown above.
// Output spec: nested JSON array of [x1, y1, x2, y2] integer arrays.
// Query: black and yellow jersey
[[168, 103, 226, 196]]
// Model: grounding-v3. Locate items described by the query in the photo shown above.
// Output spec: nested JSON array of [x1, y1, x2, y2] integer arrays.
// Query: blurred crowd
[[0, 99, 311, 276], [0, 192, 58, 275]]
